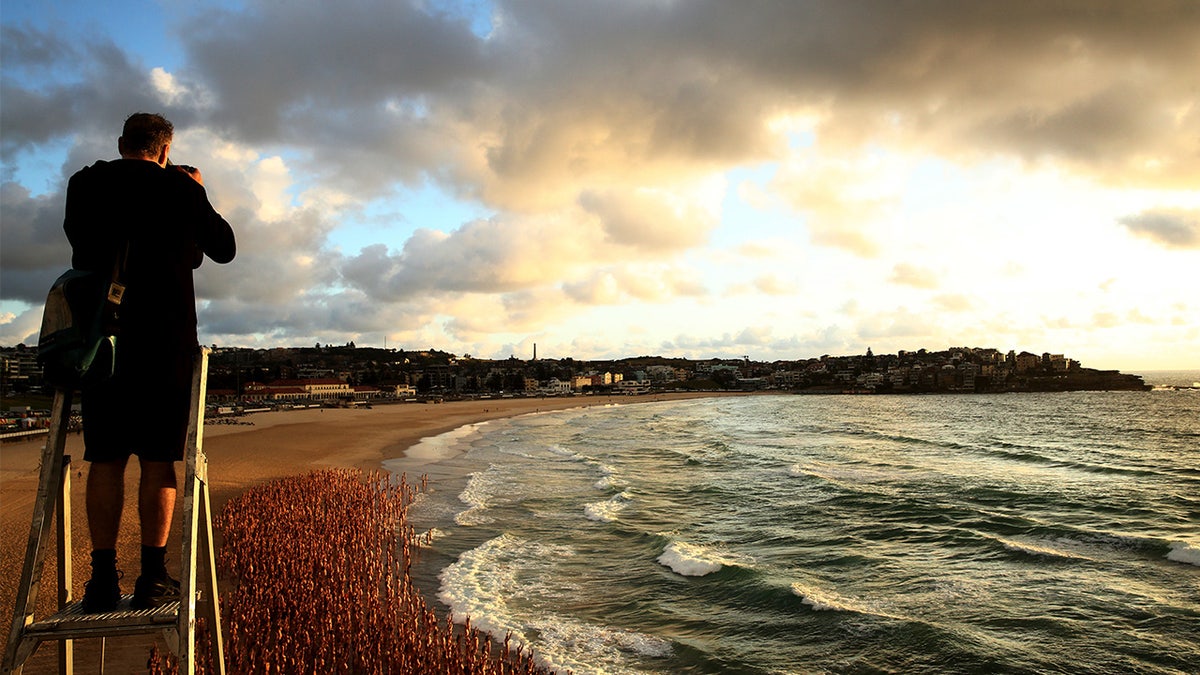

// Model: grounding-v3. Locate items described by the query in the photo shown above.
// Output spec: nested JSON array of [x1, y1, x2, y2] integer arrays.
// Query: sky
[[2, 0, 1198, 370]]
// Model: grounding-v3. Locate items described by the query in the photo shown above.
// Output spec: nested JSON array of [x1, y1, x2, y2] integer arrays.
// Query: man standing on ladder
[[64, 113, 236, 612]]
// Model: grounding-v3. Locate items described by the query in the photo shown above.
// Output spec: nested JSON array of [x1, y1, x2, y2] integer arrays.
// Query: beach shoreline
[[1, 390, 745, 671]]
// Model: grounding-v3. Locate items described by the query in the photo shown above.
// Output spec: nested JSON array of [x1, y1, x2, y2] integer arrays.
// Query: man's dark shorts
[[81, 347, 195, 463]]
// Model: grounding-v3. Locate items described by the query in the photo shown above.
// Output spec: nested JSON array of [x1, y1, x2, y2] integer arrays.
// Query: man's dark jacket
[[64, 158, 236, 356]]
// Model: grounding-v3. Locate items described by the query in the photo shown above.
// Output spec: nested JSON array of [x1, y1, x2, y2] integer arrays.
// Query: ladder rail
[[2, 389, 72, 673], [55, 449, 73, 675], [176, 347, 225, 675]]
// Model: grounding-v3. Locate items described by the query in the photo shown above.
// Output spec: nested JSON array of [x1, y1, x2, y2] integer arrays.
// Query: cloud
[[0, 306, 44, 347], [933, 294, 972, 312], [752, 274, 798, 296], [341, 213, 599, 300], [0, 183, 69, 302], [562, 265, 707, 305], [735, 241, 777, 258], [3, 1, 1199, 364], [1, 28, 212, 163], [6, 1, 1198, 201], [1118, 208, 1200, 249], [1093, 311, 1121, 328], [579, 188, 716, 253], [856, 308, 933, 340], [7, 3, 1198, 216], [659, 323, 855, 361], [889, 263, 940, 290]]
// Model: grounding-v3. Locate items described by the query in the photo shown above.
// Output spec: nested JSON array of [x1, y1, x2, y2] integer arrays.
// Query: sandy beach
[[1, 391, 730, 672]]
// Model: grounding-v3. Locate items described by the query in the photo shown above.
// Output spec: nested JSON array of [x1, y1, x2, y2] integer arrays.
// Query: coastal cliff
[[1001, 369, 1150, 393]]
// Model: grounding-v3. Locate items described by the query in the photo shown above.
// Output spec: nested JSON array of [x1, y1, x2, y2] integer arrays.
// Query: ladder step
[[25, 596, 179, 640]]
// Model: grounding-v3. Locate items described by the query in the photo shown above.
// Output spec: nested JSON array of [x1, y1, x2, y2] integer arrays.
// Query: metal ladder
[[3, 348, 225, 674]]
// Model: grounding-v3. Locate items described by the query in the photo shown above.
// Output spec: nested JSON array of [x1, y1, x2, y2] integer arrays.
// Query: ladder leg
[[200, 479, 225, 675], [3, 389, 73, 674], [178, 473, 199, 675], [174, 348, 210, 674], [56, 455, 73, 675]]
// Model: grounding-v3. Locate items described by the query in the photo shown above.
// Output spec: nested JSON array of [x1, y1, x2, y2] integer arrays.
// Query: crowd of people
[[149, 469, 552, 673]]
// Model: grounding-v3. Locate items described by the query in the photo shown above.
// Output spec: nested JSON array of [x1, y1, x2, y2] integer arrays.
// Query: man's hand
[[174, 164, 204, 186]]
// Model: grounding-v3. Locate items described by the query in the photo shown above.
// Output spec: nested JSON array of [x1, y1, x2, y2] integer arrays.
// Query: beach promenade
[[1, 391, 727, 672]]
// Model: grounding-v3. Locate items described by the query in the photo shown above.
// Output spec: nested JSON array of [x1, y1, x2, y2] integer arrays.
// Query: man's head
[[118, 113, 173, 165]]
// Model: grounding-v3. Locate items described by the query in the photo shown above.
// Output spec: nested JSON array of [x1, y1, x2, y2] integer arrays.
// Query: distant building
[[541, 378, 572, 395], [272, 378, 352, 399], [1014, 352, 1041, 373], [614, 380, 651, 395]]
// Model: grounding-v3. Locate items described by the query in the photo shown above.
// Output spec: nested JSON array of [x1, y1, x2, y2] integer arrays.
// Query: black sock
[[141, 544, 167, 579], [91, 548, 117, 572]]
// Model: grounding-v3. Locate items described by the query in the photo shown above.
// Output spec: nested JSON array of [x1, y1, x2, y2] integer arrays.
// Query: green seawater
[[391, 388, 1200, 674]]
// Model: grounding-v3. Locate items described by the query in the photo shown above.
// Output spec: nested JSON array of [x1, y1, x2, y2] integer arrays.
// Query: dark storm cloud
[[0, 28, 208, 163], [0, 183, 67, 302], [187, 2, 488, 137]]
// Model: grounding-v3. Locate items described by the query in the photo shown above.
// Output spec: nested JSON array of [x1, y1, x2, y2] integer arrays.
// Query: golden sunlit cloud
[[889, 264, 940, 290]]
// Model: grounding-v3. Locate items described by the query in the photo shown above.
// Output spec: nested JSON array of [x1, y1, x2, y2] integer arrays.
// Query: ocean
[[386, 379, 1200, 674]]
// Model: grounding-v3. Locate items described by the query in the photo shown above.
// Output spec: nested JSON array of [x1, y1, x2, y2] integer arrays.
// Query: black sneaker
[[81, 569, 123, 613], [131, 573, 181, 609]]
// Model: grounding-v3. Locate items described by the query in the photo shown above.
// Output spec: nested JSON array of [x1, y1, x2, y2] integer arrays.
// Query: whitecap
[[584, 491, 632, 522], [790, 582, 903, 621], [657, 541, 746, 577], [791, 582, 860, 612], [994, 535, 1095, 562], [1166, 541, 1200, 567], [594, 464, 624, 490]]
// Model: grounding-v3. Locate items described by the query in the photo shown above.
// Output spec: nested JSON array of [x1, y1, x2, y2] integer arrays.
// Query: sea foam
[[791, 582, 861, 612], [439, 534, 577, 645], [439, 534, 674, 674], [584, 491, 632, 522], [547, 444, 586, 461], [594, 464, 623, 490], [790, 582, 902, 620], [1167, 541, 1200, 567], [657, 541, 746, 577], [404, 421, 487, 463], [455, 465, 508, 526], [524, 614, 674, 674], [993, 535, 1095, 562], [415, 527, 448, 549]]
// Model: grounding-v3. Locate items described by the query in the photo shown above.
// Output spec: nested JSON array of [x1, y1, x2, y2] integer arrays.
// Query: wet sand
[[1, 391, 734, 671]]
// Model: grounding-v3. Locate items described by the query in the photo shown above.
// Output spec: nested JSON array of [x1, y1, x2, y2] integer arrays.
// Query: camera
[[167, 158, 197, 173]]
